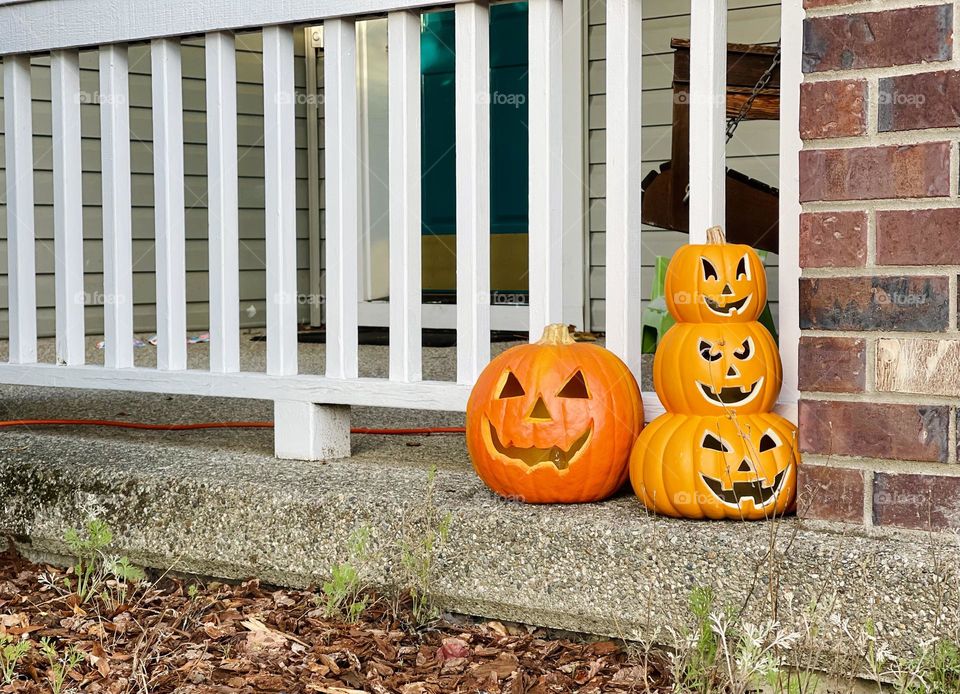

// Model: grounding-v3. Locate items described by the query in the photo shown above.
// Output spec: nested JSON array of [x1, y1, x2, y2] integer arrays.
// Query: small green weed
[[398, 466, 452, 625], [319, 526, 371, 622], [61, 518, 144, 607], [0, 635, 31, 685], [38, 637, 84, 694]]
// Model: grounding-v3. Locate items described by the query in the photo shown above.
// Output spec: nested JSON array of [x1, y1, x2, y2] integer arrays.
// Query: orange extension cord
[[0, 419, 465, 435]]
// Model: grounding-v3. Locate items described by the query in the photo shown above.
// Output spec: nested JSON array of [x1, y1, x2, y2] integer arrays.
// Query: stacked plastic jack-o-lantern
[[630, 226, 800, 520]]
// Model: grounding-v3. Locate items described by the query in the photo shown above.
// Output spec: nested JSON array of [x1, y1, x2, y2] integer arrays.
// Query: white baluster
[[324, 18, 360, 380], [527, 0, 564, 339], [688, 0, 727, 241], [455, 2, 491, 383], [3, 55, 37, 364], [99, 44, 134, 369], [151, 38, 187, 370], [388, 10, 423, 383], [207, 31, 241, 373], [605, 0, 644, 378], [51, 49, 85, 366]]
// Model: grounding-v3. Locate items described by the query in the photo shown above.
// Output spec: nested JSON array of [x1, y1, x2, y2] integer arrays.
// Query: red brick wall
[[798, 0, 960, 531]]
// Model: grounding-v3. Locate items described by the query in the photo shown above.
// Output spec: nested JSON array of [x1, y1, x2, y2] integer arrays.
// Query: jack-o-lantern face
[[664, 227, 767, 323], [629, 413, 798, 520], [654, 322, 781, 414], [466, 324, 644, 504]]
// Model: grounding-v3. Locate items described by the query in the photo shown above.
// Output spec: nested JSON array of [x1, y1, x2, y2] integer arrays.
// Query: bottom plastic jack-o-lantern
[[629, 412, 798, 520], [466, 324, 644, 504]]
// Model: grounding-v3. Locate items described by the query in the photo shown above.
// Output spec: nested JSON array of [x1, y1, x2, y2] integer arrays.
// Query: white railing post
[[324, 18, 360, 381], [778, 0, 803, 410], [263, 25, 299, 378], [388, 10, 423, 383], [527, 0, 564, 339], [206, 31, 241, 374], [51, 49, 86, 366], [99, 43, 134, 369], [455, 1, 491, 383], [604, 0, 644, 379], [3, 55, 38, 365], [151, 37, 187, 371], [688, 0, 727, 242]]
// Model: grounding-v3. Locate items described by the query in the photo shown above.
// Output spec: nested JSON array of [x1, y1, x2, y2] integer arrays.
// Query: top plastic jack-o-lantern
[[664, 226, 767, 323], [466, 324, 644, 504]]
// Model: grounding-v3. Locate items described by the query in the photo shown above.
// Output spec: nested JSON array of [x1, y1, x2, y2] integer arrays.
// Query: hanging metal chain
[[725, 41, 781, 142]]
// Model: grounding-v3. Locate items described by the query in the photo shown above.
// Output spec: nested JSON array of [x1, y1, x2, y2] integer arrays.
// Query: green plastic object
[[640, 250, 779, 354]]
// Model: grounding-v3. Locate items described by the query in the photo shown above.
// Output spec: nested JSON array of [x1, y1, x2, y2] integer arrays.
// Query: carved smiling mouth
[[704, 294, 752, 316], [701, 467, 789, 508], [487, 420, 592, 470], [697, 377, 764, 407]]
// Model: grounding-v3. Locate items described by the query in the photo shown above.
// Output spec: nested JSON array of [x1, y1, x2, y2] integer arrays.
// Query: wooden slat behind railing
[[527, 0, 564, 339], [604, 0, 643, 379], [688, 0, 727, 242], [151, 38, 187, 371], [387, 10, 423, 383], [324, 18, 360, 380], [263, 26, 299, 377], [99, 44, 135, 369], [455, 2, 491, 384], [3, 55, 38, 365], [206, 31, 241, 374], [51, 49, 86, 366]]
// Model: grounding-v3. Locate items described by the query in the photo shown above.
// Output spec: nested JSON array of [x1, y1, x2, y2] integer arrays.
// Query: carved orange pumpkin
[[654, 322, 781, 414], [630, 412, 798, 520], [466, 324, 644, 504], [664, 226, 767, 323]]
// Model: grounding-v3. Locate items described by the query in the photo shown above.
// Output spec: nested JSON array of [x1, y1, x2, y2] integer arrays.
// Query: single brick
[[879, 70, 960, 132], [876, 209, 960, 266], [799, 211, 867, 268], [799, 143, 951, 202], [799, 276, 949, 332], [799, 400, 950, 462], [800, 80, 867, 139], [874, 472, 960, 530], [797, 464, 865, 523], [799, 336, 866, 393], [803, 5, 952, 73]]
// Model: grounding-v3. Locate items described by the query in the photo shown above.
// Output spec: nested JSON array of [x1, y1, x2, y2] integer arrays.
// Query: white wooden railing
[[0, 0, 803, 460]]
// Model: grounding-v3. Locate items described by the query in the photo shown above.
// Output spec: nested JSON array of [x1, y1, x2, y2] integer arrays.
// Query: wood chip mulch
[[0, 549, 670, 693]]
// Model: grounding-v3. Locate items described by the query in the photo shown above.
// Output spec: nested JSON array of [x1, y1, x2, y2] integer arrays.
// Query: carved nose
[[726, 365, 739, 377], [738, 459, 753, 473], [528, 396, 552, 422], [721, 283, 735, 296]]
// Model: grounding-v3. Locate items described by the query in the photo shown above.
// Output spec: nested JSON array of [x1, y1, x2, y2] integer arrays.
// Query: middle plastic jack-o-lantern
[[630, 412, 798, 520], [654, 322, 782, 414], [466, 324, 644, 504]]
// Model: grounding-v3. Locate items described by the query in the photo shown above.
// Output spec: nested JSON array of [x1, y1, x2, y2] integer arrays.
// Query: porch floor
[[0, 335, 957, 667]]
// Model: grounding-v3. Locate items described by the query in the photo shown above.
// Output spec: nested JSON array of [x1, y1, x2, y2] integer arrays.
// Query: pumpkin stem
[[538, 323, 576, 345], [705, 225, 726, 245]]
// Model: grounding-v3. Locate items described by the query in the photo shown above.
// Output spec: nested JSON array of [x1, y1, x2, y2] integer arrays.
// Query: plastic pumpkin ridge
[[466, 324, 644, 504]]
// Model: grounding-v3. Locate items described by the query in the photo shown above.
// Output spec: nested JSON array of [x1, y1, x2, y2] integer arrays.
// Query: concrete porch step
[[2, 392, 957, 670]]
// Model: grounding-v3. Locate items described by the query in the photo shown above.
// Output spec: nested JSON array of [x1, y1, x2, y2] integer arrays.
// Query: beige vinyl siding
[[586, 0, 782, 331], [0, 31, 312, 340]]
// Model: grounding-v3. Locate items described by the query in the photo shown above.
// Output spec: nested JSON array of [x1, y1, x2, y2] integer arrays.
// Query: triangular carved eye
[[701, 432, 730, 453], [698, 340, 722, 362], [499, 372, 525, 398], [701, 258, 719, 281], [557, 370, 590, 399], [758, 432, 780, 452]]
